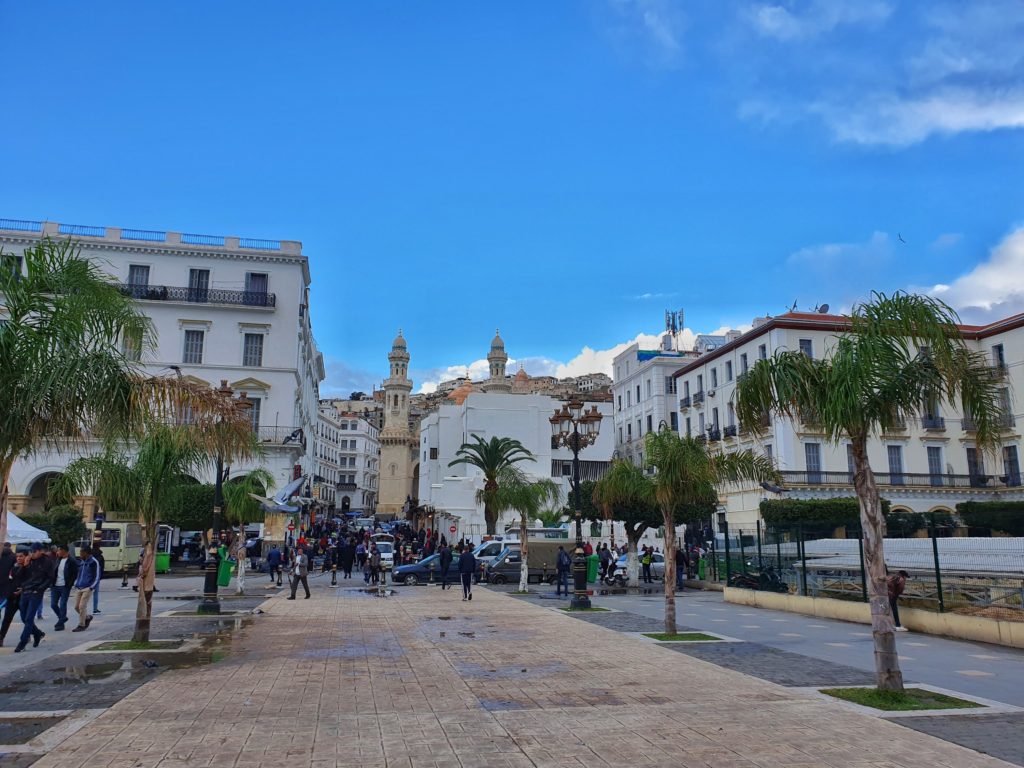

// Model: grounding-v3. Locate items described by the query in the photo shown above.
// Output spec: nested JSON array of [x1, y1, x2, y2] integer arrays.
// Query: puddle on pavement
[[455, 661, 565, 680], [478, 698, 531, 711], [299, 638, 405, 659]]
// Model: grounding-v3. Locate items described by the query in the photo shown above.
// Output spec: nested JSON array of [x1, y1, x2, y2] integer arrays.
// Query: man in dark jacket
[[50, 544, 79, 631], [266, 545, 282, 585], [339, 539, 355, 579], [457, 546, 476, 601], [0, 547, 24, 646], [16, 543, 53, 652], [438, 544, 453, 590]]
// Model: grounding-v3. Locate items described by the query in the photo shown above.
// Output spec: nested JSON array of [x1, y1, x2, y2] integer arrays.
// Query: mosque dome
[[514, 367, 529, 383], [392, 330, 407, 349], [490, 330, 504, 350]]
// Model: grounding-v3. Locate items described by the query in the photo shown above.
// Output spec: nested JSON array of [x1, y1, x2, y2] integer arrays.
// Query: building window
[[619, 426, 623, 443], [764, 443, 773, 463], [121, 327, 143, 361], [799, 338, 813, 357], [670, 411, 678, 431], [636, 384, 641, 402], [697, 374, 703, 392], [188, 268, 210, 302], [804, 443, 821, 483], [928, 446, 943, 486], [646, 414, 653, 433], [664, 376, 676, 395], [846, 444, 855, 477], [626, 391, 631, 407], [725, 361, 733, 381], [247, 397, 261, 430], [683, 380, 690, 397], [243, 333, 264, 367], [127, 264, 150, 299], [617, 395, 622, 412], [685, 416, 691, 437], [1004, 446, 1021, 487], [429, 447, 438, 460], [887, 445, 904, 485], [698, 413, 705, 433], [646, 379, 652, 397], [740, 353, 748, 375], [636, 418, 642, 437], [758, 344, 767, 360], [627, 424, 632, 440], [727, 402, 735, 427], [993, 343, 1006, 369], [967, 447, 985, 485], [244, 272, 269, 305], [183, 329, 204, 364], [711, 368, 718, 388]]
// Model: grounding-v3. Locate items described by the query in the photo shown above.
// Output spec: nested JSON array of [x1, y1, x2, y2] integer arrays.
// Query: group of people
[[0, 542, 104, 652]]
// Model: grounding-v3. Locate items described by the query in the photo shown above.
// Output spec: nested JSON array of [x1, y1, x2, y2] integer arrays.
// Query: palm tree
[[222, 469, 274, 594], [592, 459, 657, 582], [448, 435, 535, 534], [735, 291, 1003, 691], [0, 239, 150, 545], [534, 508, 567, 528], [55, 419, 258, 642], [490, 467, 561, 591], [645, 429, 777, 636]]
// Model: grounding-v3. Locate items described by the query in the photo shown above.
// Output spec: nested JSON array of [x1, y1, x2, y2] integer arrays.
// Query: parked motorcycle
[[728, 561, 790, 593]]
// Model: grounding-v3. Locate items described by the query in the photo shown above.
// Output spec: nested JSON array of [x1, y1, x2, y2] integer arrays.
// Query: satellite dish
[[818, 304, 830, 314]]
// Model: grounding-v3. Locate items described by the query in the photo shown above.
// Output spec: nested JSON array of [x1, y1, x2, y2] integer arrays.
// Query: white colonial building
[[611, 338, 697, 466], [672, 310, 1024, 532], [1, 216, 323, 518], [417, 392, 614, 540], [336, 413, 380, 516], [314, 404, 342, 509]]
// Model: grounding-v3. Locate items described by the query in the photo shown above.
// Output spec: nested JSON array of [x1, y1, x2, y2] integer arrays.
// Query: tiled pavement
[[27, 585, 1018, 768], [899, 714, 1024, 767]]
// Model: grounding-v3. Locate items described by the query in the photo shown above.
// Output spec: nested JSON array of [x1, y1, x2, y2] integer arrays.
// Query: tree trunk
[[662, 512, 677, 635], [519, 511, 529, 592], [850, 436, 904, 692], [235, 535, 247, 595], [133, 520, 157, 643], [0, 457, 13, 551], [483, 500, 497, 535], [626, 526, 645, 583]]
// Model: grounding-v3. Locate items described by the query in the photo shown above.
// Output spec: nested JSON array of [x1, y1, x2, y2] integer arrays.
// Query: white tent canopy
[[6, 511, 51, 545]]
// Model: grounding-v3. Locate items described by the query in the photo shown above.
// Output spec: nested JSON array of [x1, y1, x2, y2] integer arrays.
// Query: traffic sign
[[287, 521, 296, 532], [449, 525, 457, 534]]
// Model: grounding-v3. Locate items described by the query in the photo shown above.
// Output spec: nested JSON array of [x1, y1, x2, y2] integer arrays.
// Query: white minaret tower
[[482, 329, 512, 394], [378, 330, 414, 518]]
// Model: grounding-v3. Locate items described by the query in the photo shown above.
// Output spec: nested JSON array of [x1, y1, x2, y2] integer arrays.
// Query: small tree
[[592, 460, 660, 582], [737, 291, 1004, 691], [21, 505, 87, 550], [490, 467, 561, 591], [449, 435, 535, 534], [645, 429, 777, 635]]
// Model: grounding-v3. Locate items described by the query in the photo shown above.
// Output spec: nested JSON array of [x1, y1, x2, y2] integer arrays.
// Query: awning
[[7, 511, 51, 545]]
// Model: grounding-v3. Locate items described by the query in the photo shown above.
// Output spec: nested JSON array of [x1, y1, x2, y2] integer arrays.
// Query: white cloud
[[743, 0, 892, 41], [605, 0, 686, 68], [813, 88, 1024, 147], [922, 226, 1024, 322], [629, 291, 678, 300], [931, 233, 962, 250], [321, 357, 381, 398], [787, 231, 893, 269]]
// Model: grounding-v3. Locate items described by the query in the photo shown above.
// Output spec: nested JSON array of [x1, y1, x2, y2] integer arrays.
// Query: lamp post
[[550, 398, 603, 609], [198, 380, 250, 615]]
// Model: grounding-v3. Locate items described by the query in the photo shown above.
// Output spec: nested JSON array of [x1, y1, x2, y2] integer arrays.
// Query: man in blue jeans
[[50, 545, 79, 630], [15, 544, 53, 652], [555, 545, 571, 597]]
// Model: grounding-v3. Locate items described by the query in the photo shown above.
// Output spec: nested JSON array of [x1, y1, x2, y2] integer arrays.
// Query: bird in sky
[[898, 233, 906, 243]]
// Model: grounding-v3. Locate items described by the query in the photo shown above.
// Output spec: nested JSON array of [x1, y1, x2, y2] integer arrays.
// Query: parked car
[[485, 542, 566, 585], [605, 552, 665, 584], [393, 553, 452, 585]]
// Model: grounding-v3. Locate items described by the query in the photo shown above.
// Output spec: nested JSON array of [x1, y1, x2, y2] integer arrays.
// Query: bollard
[[120, 565, 129, 589], [723, 521, 731, 582], [857, 528, 868, 603], [428, 561, 434, 583], [276, 565, 283, 587], [331, 564, 337, 586], [756, 520, 763, 571]]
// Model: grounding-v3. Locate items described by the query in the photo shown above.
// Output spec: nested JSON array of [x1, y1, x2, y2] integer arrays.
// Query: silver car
[[605, 552, 665, 584]]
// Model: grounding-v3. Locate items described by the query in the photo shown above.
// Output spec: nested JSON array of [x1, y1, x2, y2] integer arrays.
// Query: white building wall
[[2, 218, 323, 513], [611, 343, 688, 466]]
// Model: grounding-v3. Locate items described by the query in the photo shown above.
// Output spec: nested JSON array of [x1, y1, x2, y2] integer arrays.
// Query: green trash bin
[[698, 556, 706, 580], [586, 553, 600, 583], [217, 547, 233, 587], [155, 552, 171, 574]]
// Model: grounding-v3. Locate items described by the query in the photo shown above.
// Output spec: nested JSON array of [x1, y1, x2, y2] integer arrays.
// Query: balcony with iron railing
[[723, 424, 738, 438], [256, 426, 303, 446], [963, 413, 1016, 431], [692, 390, 705, 405], [115, 283, 276, 308], [922, 415, 946, 431], [679, 395, 691, 409], [780, 469, 1020, 489], [707, 427, 722, 442], [695, 433, 707, 445]]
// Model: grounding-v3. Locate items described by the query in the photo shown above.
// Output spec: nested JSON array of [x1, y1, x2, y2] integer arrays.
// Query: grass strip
[[820, 687, 984, 711], [642, 632, 720, 642], [90, 639, 184, 651], [560, 606, 610, 612]]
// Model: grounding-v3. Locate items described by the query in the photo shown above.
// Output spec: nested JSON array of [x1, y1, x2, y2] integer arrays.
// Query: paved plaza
[[14, 582, 1020, 768]]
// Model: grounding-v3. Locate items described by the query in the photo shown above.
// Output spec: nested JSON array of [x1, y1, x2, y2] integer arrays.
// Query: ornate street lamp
[[198, 381, 251, 615], [549, 398, 602, 609]]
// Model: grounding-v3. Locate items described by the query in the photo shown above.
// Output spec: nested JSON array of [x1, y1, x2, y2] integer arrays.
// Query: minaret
[[378, 330, 414, 518], [482, 329, 512, 393]]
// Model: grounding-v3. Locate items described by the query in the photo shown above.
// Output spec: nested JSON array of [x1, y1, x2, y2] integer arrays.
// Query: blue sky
[[2, 1, 1023, 394]]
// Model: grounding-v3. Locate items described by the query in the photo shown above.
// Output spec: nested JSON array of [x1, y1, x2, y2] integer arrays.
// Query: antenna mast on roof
[[665, 308, 684, 351]]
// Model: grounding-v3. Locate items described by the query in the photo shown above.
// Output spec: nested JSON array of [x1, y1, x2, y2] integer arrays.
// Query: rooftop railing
[[780, 470, 1018, 489]]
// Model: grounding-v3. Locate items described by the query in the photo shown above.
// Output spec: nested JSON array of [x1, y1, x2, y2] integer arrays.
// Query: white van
[[370, 533, 395, 568], [75, 522, 144, 573], [472, 539, 520, 569]]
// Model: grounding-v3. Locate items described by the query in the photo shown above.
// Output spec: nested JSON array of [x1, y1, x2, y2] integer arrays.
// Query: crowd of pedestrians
[[0, 541, 104, 652]]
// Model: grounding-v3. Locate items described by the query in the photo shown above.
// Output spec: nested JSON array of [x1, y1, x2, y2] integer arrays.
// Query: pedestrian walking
[[458, 546, 476, 601], [50, 545, 79, 631], [356, 541, 367, 570], [91, 548, 105, 613], [369, 543, 381, 585], [555, 545, 571, 597], [72, 546, 101, 633], [0, 548, 25, 647], [641, 546, 653, 584], [675, 546, 687, 589], [15, 543, 52, 652], [340, 539, 355, 579], [287, 546, 311, 599], [266, 545, 282, 585], [598, 544, 613, 581], [438, 543, 453, 590], [887, 569, 909, 631]]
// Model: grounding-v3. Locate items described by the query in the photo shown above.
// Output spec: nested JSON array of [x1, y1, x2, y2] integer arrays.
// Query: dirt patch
[[0, 715, 66, 744]]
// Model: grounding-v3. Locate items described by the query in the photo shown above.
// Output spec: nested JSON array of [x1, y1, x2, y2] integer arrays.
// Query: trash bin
[[698, 556, 706, 580], [155, 552, 171, 574], [586, 553, 600, 583], [217, 546, 233, 587]]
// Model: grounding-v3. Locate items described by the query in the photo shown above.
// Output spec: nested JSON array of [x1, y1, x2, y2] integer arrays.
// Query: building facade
[[335, 413, 380, 515], [1, 217, 323, 518], [377, 332, 417, 518], [672, 311, 1024, 531], [417, 392, 614, 540], [313, 404, 342, 509]]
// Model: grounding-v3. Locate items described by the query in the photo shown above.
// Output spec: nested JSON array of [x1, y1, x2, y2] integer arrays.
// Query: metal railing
[[114, 283, 276, 308], [0, 218, 42, 232], [679, 395, 691, 408], [239, 237, 281, 250], [723, 424, 738, 438], [708, 427, 722, 442], [922, 416, 946, 430], [120, 228, 166, 242], [181, 233, 226, 246], [58, 223, 106, 237], [256, 426, 302, 445], [780, 469, 1017, 489], [692, 390, 705, 405]]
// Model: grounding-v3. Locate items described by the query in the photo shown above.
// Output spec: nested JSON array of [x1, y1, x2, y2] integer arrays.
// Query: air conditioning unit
[[708, 389, 716, 398]]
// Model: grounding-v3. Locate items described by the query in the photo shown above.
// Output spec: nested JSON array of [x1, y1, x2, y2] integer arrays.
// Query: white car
[[374, 540, 395, 569]]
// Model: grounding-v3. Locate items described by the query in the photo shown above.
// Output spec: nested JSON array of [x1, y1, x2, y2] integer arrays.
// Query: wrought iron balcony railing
[[692, 390, 705, 405], [723, 424, 738, 438], [679, 395, 691, 409], [780, 469, 1016, 489], [922, 415, 946, 430], [115, 282, 276, 308], [707, 428, 721, 442]]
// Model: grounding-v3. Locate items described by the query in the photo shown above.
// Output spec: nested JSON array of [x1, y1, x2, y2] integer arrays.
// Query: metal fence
[[708, 518, 1024, 616]]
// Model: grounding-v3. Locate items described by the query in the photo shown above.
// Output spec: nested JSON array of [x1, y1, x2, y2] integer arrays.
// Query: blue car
[[392, 553, 455, 585]]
